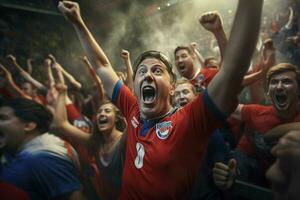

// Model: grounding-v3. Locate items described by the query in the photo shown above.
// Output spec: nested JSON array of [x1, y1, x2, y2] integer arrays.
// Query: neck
[[102, 127, 122, 144], [142, 106, 174, 122]]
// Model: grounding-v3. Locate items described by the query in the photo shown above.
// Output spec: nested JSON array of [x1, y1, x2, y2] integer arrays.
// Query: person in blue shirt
[[0, 98, 85, 200]]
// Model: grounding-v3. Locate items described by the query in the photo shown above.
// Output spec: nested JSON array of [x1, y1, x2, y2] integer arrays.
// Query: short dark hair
[[174, 46, 193, 56], [1, 98, 53, 133], [132, 50, 176, 84]]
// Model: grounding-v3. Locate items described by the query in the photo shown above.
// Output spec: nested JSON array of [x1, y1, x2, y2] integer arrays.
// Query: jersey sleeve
[[30, 153, 82, 199], [112, 80, 138, 121], [183, 90, 228, 140]]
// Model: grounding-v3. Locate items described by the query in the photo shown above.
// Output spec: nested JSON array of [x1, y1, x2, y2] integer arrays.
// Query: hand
[[80, 56, 89, 63], [121, 49, 130, 60], [199, 11, 222, 33], [6, 54, 17, 63], [48, 54, 62, 71], [48, 54, 57, 64], [213, 159, 237, 190], [190, 42, 197, 50], [44, 58, 52, 67], [55, 83, 68, 94], [58, 1, 83, 25]]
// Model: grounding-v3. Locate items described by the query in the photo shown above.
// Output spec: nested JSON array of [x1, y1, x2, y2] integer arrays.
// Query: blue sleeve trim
[[203, 89, 228, 122], [112, 80, 123, 104]]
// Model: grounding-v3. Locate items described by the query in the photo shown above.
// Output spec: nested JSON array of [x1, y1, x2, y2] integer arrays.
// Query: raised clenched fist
[[121, 49, 130, 60], [199, 11, 222, 33], [58, 1, 83, 25]]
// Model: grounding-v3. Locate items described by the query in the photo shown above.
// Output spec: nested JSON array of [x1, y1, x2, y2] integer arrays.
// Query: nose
[[179, 92, 185, 99], [178, 57, 183, 63], [276, 81, 283, 90], [144, 71, 154, 82]]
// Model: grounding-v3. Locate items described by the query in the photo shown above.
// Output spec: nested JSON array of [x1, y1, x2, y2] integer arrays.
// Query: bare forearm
[[242, 69, 264, 86], [124, 59, 134, 91], [213, 29, 227, 64], [55, 92, 90, 145], [208, 0, 263, 115], [7, 81, 32, 99], [73, 22, 119, 98], [47, 66, 55, 88], [264, 122, 300, 144], [193, 48, 205, 68], [60, 68, 82, 90]]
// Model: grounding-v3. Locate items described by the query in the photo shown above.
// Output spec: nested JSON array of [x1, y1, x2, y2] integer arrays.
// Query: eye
[[105, 109, 111, 113], [282, 79, 293, 85], [138, 68, 147, 75], [270, 79, 278, 85], [182, 54, 187, 58], [182, 89, 190, 94], [153, 68, 163, 75]]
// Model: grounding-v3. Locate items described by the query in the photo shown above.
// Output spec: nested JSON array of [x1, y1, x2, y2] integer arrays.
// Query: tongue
[[145, 96, 154, 103]]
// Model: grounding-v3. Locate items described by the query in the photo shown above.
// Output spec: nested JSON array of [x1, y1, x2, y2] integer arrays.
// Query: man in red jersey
[[214, 63, 300, 188], [58, 0, 263, 198]]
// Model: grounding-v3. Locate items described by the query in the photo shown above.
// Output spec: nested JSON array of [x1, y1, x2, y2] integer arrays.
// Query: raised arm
[[58, 1, 119, 99], [49, 54, 82, 90], [0, 63, 31, 99], [54, 84, 90, 145], [120, 49, 134, 91], [45, 58, 56, 88], [199, 11, 227, 64], [189, 42, 205, 68], [26, 58, 33, 74], [207, 0, 263, 115], [7, 55, 47, 91], [80, 56, 105, 102]]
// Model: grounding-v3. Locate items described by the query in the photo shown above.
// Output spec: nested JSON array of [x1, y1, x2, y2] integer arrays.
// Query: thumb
[[228, 158, 237, 170]]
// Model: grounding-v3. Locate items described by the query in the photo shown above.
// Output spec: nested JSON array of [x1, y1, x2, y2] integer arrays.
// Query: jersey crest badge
[[156, 121, 172, 139]]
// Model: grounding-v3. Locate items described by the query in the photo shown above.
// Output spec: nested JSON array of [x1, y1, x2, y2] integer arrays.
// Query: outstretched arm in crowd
[[120, 49, 134, 91], [207, 0, 264, 115], [26, 58, 33, 74], [199, 11, 227, 65], [241, 42, 275, 86], [81, 56, 105, 102], [189, 42, 205, 68], [49, 54, 82, 90], [0, 63, 31, 99], [58, 1, 119, 99], [7, 55, 47, 91], [54, 84, 90, 146]]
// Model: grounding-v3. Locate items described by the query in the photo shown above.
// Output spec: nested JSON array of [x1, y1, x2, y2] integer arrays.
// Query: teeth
[[99, 118, 108, 124]]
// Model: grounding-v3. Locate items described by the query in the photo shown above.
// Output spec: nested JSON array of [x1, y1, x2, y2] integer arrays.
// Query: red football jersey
[[114, 83, 225, 199]]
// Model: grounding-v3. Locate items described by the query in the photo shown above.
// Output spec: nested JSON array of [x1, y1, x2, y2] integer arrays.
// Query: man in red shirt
[[58, 0, 263, 198], [214, 63, 300, 188]]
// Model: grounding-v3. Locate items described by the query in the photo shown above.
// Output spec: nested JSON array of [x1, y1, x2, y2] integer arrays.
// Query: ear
[[24, 122, 37, 132], [169, 83, 175, 96]]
